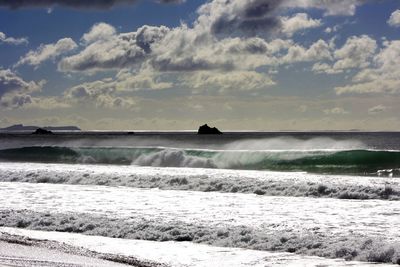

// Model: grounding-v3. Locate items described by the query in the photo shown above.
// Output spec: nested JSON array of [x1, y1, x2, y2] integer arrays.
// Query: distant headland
[[0, 124, 81, 132]]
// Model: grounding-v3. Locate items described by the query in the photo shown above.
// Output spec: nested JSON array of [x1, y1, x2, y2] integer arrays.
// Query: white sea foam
[[0, 162, 398, 200], [0, 227, 394, 267], [1, 182, 398, 236], [0, 181, 399, 263]]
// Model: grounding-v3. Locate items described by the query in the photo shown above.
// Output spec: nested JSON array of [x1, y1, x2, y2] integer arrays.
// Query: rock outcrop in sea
[[32, 128, 54, 135], [197, 124, 222, 135]]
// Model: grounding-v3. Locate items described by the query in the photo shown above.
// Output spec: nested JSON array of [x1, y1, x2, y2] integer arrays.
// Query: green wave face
[[1, 146, 400, 176]]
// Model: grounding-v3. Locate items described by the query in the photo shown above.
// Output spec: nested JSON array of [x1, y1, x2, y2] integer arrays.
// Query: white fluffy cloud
[[312, 62, 340, 74], [335, 40, 400, 95], [58, 19, 334, 76], [388, 9, 400, 27], [81, 23, 116, 44], [16, 38, 77, 67], [55, 0, 364, 75], [282, 39, 332, 63], [0, 32, 28, 45], [59, 24, 169, 72], [4, 0, 376, 112], [312, 35, 377, 75], [280, 13, 322, 37], [324, 25, 340, 34], [333, 35, 377, 70]]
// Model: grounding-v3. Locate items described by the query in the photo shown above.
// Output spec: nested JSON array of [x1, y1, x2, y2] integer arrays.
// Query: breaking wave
[[1, 146, 400, 176]]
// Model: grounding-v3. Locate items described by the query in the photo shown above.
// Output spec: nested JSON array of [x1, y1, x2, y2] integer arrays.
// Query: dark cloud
[[0, 69, 45, 108], [1, 94, 32, 108], [0, 69, 42, 97], [0, 0, 183, 9], [150, 57, 234, 72], [202, 0, 284, 37], [226, 38, 269, 54]]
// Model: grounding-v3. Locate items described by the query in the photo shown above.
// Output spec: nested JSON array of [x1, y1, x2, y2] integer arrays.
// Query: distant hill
[[0, 124, 81, 131]]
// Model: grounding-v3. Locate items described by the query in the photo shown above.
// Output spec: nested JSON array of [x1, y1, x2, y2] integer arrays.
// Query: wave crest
[[132, 149, 217, 168], [1, 145, 400, 176]]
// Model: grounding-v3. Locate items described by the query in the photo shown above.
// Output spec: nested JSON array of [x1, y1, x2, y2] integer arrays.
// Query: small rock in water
[[197, 124, 222, 135], [32, 128, 54, 135]]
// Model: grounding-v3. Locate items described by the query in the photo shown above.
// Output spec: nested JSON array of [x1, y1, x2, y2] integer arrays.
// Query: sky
[[0, 0, 400, 131]]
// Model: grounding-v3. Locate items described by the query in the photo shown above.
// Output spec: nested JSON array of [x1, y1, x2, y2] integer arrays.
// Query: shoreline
[[1, 227, 394, 267], [0, 231, 161, 267]]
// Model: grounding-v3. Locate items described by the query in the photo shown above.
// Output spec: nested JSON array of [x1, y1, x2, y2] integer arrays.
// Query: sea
[[0, 131, 399, 266]]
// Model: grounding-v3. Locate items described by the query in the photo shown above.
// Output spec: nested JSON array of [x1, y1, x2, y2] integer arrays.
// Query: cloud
[[312, 35, 377, 74], [0, 94, 33, 108], [148, 26, 236, 72], [0, 0, 183, 9], [312, 62, 340, 74], [16, 38, 77, 67], [1, 95, 69, 109], [332, 35, 376, 70], [282, 39, 332, 63], [115, 69, 172, 90], [32, 0, 373, 98], [368, 105, 387, 114], [0, 32, 28, 45], [323, 107, 349, 115], [280, 13, 322, 37], [59, 24, 169, 72], [195, 0, 360, 38], [55, 0, 369, 75], [196, 0, 284, 37], [0, 70, 69, 110], [149, 29, 328, 72], [182, 71, 275, 92], [81, 23, 116, 44], [388, 9, 400, 27], [351, 69, 378, 83], [283, 0, 365, 16], [324, 25, 340, 34], [65, 79, 135, 109], [55, 18, 337, 102], [0, 69, 44, 98], [64, 70, 171, 108], [0, 69, 46, 108], [335, 40, 400, 95]]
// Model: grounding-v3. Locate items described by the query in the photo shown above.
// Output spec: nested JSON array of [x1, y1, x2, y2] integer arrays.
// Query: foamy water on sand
[[0, 227, 394, 267]]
